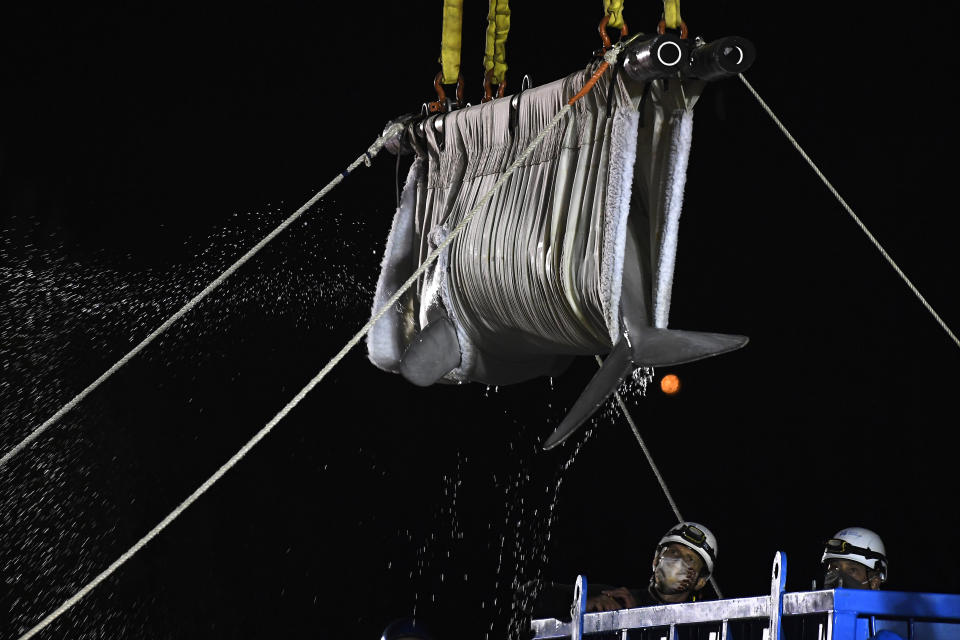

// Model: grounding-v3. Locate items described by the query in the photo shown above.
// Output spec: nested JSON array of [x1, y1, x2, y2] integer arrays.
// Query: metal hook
[[597, 14, 629, 55], [481, 68, 507, 103], [427, 72, 466, 114], [510, 75, 533, 110], [657, 18, 689, 40]]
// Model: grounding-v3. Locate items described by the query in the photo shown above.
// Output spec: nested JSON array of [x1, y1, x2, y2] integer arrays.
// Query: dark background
[[1, 3, 958, 639]]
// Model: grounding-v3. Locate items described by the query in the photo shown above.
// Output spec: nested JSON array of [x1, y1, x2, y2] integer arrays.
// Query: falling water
[[0, 204, 381, 637], [2, 200, 656, 639], [378, 358, 660, 639]]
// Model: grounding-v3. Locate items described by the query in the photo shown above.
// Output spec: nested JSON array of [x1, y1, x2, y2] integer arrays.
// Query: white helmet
[[657, 522, 718, 576], [821, 527, 888, 582]]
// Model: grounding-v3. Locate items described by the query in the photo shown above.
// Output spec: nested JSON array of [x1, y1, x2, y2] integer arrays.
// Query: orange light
[[660, 374, 681, 395]]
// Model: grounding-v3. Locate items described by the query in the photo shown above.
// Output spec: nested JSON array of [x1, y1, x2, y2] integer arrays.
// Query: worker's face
[[824, 558, 881, 590], [651, 543, 707, 594]]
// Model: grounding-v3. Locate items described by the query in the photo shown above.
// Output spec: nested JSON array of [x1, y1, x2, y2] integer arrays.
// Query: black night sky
[[1, 3, 958, 639]]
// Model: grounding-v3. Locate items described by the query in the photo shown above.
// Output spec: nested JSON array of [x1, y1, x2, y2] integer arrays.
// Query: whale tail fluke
[[542, 338, 634, 450], [542, 329, 747, 450], [630, 327, 748, 367]]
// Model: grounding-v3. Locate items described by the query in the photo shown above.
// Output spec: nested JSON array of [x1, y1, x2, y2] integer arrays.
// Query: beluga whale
[[367, 32, 755, 449]]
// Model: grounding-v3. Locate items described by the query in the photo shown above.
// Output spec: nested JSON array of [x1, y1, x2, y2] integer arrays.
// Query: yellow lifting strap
[[483, 0, 511, 84], [603, 0, 625, 29], [439, 0, 464, 85], [663, 0, 682, 29]]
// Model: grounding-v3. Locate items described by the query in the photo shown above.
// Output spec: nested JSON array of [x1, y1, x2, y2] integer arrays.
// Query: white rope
[[599, 357, 724, 599], [601, 361, 684, 521], [738, 73, 960, 351], [15, 105, 572, 640], [0, 123, 404, 471], [595, 73, 959, 605]]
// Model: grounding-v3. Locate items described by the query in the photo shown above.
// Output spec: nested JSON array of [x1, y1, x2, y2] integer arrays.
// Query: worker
[[528, 521, 718, 619], [587, 521, 718, 610], [821, 526, 887, 590]]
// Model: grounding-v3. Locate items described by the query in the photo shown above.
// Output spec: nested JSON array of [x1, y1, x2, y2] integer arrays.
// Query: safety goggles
[[823, 538, 885, 562], [666, 524, 717, 564]]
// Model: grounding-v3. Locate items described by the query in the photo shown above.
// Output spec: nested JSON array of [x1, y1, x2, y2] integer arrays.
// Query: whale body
[[367, 36, 753, 448]]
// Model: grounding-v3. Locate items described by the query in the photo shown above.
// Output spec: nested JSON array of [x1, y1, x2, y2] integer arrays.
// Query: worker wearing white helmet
[[647, 521, 718, 602], [821, 527, 887, 590], [585, 521, 718, 611]]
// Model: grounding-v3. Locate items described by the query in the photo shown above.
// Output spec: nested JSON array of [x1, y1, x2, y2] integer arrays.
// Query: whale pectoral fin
[[543, 338, 634, 451], [399, 316, 462, 387], [630, 327, 748, 367]]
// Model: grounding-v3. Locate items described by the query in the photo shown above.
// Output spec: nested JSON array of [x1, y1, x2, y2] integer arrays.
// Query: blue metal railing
[[530, 552, 960, 640]]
